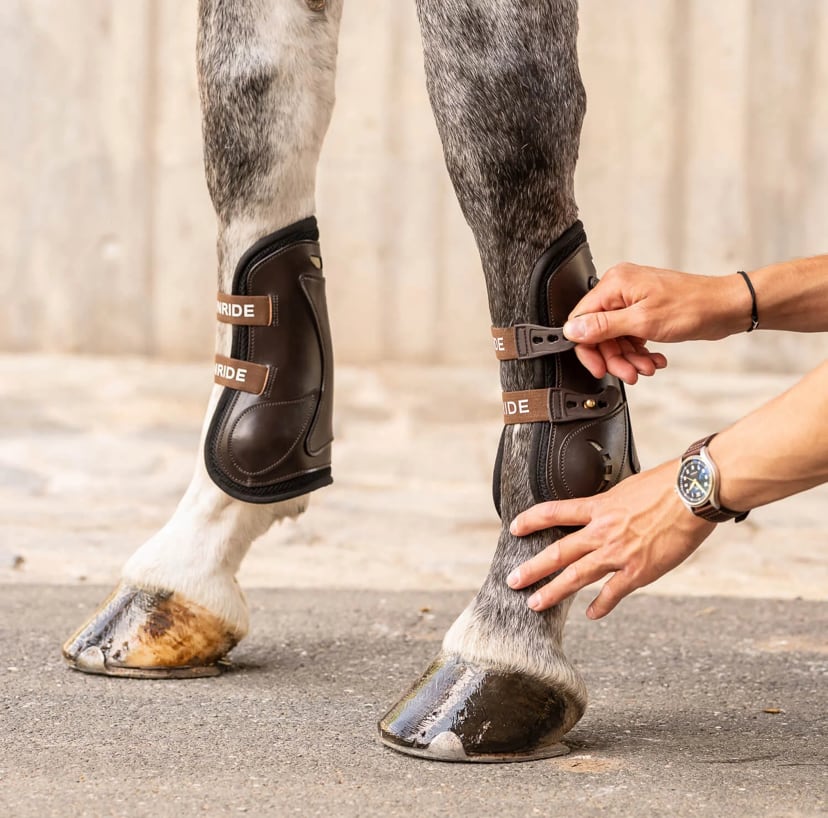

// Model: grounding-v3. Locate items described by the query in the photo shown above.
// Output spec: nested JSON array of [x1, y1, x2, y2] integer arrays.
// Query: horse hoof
[[378, 654, 582, 762], [62, 583, 240, 679]]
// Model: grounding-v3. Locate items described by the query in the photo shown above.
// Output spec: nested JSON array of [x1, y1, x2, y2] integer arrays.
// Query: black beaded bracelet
[[737, 270, 759, 332]]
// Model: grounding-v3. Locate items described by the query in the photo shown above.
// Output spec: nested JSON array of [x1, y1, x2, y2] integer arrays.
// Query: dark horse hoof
[[378, 653, 583, 762]]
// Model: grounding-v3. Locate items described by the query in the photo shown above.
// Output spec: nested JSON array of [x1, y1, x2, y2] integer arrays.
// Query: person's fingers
[[525, 553, 611, 611], [631, 339, 665, 357], [574, 344, 608, 379], [510, 498, 595, 537], [585, 572, 636, 619], [574, 337, 668, 379], [599, 340, 639, 384], [564, 307, 644, 346], [506, 531, 595, 590], [618, 338, 656, 376], [631, 341, 668, 371]]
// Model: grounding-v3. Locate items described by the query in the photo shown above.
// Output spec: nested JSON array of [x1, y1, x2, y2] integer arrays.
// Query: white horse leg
[[380, 0, 639, 760], [63, 0, 343, 678]]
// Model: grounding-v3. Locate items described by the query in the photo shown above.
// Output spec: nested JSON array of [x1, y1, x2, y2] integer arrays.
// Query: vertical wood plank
[[800, 0, 828, 258], [317, 0, 397, 363], [578, 0, 683, 271], [680, 0, 751, 276], [150, 0, 216, 360], [0, 1, 153, 354], [737, 0, 828, 372], [747, 0, 823, 265], [383, 0, 440, 362], [0, 0, 33, 350]]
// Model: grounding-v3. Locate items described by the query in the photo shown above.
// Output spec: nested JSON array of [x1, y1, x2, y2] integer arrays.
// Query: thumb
[[564, 308, 640, 344]]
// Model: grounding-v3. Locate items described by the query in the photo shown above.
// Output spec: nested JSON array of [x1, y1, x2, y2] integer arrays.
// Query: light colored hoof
[[62, 583, 240, 679], [379, 654, 581, 763]]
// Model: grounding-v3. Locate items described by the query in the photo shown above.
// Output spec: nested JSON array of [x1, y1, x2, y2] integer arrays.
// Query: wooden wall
[[1, 0, 825, 372]]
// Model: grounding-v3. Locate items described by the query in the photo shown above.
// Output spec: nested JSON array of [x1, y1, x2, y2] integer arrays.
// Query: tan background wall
[[1, 0, 825, 372]]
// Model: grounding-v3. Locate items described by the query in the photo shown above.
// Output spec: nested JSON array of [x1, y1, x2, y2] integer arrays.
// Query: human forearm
[[682, 254, 828, 339], [742, 255, 828, 333], [710, 360, 828, 511], [562, 255, 828, 384]]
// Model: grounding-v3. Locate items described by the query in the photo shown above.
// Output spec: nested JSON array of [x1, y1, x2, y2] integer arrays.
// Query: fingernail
[[509, 519, 519, 535], [586, 605, 596, 619], [506, 569, 520, 587], [564, 318, 586, 340], [527, 593, 540, 610]]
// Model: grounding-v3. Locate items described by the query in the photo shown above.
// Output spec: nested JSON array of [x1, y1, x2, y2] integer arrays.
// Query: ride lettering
[[503, 398, 530, 416], [217, 302, 256, 319], [215, 362, 248, 384]]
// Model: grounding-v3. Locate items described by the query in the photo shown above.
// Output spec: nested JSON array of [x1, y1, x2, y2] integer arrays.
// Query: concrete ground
[[0, 354, 826, 816]]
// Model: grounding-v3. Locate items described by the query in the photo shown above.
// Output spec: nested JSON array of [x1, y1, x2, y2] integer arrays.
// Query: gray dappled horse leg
[[379, 0, 639, 761], [62, 0, 343, 678]]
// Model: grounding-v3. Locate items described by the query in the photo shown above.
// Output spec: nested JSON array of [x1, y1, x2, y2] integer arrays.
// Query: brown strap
[[214, 355, 269, 395], [695, 504, 734, 523], [216, 292, 273, 326], [682, 434, 716, 459], [502, 385, 622, 425], [491, 324, 575, 361]]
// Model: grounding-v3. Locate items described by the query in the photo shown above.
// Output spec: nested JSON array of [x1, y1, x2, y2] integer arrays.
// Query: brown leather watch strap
[[216, 292, 273, 326], [695, 504, 738, 523], [682, 434, 716, 459], [213, 354, 269, 395], [502, 385, 622, 425], [491, 324, 575, 360]]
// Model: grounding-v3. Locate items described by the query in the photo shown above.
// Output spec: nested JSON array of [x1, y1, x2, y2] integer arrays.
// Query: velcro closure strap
[[214, 355, 269, 395], [491, 324, 575, 360], [216, 292, 273, 326], [502, 385, 622, 425]]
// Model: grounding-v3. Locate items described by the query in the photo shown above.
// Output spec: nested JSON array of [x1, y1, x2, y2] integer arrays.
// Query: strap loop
[[214, 355, 269, 395], [216, 292, 273, 326], [491, 324, 575, 360], [502, 385, 622, 425]]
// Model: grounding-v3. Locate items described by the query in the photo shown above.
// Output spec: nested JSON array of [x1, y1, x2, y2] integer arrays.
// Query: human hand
[[563, 264, 752, 383], [506, 461, 716, 619]]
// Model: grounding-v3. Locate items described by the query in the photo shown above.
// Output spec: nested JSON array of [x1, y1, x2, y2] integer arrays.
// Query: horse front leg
[[62, 0, 343, 678], [380, 0, 639, 760]]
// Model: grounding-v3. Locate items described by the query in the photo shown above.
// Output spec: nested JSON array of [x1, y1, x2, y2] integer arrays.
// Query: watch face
[[677, 456, 713, 507]]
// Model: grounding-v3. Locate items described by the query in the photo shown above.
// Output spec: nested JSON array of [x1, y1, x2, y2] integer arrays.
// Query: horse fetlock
[[62, 583, 242, 679]]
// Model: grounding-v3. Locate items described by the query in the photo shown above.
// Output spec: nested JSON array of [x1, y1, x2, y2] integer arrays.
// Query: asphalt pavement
[[1, 586, 825, 817]]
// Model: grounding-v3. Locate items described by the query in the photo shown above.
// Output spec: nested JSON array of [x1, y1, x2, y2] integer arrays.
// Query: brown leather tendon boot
[[493, 219, 639, 512], [206, 216, 335, 504]]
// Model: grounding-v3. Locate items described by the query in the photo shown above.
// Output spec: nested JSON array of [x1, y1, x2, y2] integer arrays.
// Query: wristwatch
[[676, 434, 749, 523]]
